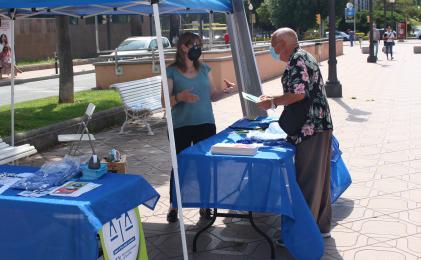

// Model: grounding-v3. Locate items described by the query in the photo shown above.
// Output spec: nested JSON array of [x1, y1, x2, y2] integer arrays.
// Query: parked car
[[325, 31, 350, 41], [110, 36, 171, 57], [415, 29, 421, 40]]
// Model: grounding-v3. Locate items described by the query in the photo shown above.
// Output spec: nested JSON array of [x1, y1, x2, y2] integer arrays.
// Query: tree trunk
[[56, 16, 74, 104]]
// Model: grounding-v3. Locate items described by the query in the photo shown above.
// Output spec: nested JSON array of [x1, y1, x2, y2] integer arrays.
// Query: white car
[[110, 36, 172, 57], [415, 29, 421, 40]]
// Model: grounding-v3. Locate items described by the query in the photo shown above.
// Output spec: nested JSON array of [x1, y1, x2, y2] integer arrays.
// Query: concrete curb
[[0, 69, 95, 87]]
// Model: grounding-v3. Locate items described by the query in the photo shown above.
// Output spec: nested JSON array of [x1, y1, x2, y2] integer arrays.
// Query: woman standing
[[162, 32, 235, 223], [384, 25, 396, 60]]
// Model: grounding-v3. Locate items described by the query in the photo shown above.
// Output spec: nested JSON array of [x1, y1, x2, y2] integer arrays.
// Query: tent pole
[[152, 3, 189, 260], [209, 12, 214, 49], [10, 18, 15, 146], [95, 15, 100, 53]]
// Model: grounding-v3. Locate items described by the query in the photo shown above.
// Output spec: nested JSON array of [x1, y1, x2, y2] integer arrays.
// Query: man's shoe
[[199, 208, 213, 220], [321, 232, 331, 238], [275, 239, 285, 247], [167, 208, 178, 223]]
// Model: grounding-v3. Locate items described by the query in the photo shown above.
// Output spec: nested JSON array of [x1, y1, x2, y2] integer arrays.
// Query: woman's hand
[[177, 88, 199, 103], [223, 79, 236, 94], [256, 95, 274, 110]]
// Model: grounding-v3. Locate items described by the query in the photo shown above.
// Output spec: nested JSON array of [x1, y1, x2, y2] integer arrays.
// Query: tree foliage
[[255, 0, 346, 38]]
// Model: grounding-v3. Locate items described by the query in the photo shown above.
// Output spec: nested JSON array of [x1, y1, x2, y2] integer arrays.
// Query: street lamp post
[[367, 0, 377, 63], [325, 0, 342, 98], [248, 1, 254, 41], [389, 0, 395, 29], [383, 0, 387, 29]]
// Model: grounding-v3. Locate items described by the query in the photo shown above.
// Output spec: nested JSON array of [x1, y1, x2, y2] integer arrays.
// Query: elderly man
[[257, 28, 333, 240]]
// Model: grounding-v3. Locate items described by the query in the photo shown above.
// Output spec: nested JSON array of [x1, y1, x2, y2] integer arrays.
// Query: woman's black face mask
[[187, 44, 202, 61]]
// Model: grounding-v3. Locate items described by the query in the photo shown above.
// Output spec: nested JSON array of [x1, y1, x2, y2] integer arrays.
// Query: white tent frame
[[2, 1, 265, 259]]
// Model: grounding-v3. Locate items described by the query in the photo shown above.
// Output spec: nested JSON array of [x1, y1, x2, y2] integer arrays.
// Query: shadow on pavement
[[330, 98, 371, 123]]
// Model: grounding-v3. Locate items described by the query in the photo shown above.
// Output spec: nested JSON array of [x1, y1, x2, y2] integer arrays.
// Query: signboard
[[0, 19, 12, 50], [99, 208, 148, 260], [345, 2, 354, 24], [397, 22, 407, 40]]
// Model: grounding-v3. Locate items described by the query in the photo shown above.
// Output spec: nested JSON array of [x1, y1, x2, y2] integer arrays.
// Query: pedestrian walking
[[347, 29, 355, 47], [370, 24, 381, 59], [383, 25, 396, 60]]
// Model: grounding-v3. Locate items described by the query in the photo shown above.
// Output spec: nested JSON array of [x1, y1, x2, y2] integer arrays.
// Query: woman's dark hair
[[171, 32, 202, 72], [0, 34, 8, 45]]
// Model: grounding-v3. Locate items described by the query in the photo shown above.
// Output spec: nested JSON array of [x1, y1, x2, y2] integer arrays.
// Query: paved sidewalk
[[0, 63, 94, 87], [21, 40, 421, 259]]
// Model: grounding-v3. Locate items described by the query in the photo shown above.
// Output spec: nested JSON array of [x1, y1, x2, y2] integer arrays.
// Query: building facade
[[13, 15, 151, 61]]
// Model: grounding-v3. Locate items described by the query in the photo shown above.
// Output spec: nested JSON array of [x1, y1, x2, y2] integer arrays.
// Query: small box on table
[[103, 155, 128, 173]]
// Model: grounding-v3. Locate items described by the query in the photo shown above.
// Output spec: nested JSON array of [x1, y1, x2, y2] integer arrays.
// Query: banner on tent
[[99, 208, 148, 260], [0, 19, 11, 49], [0, 19, 15, 63]]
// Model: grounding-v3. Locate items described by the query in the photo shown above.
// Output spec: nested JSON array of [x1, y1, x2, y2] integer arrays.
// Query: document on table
[[18, 188, 54, 198], [241, 92, 260, 103], [49, 181, 101, 197], [0, 177, 20, 194]]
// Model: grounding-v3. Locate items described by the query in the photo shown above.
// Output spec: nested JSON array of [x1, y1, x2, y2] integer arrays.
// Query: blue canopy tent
[[0, 1, 267, 260]]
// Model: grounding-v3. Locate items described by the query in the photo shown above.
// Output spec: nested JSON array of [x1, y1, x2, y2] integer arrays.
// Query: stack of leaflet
[[211, 143, 258, 156]]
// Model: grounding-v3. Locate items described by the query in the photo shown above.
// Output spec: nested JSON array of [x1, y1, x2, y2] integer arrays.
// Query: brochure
[[241, 92, 260, 103], [18, 188, 54, 198], [0, 176, 20, 194], [49, 181, 101, 197], [0, 173, 34, 194]]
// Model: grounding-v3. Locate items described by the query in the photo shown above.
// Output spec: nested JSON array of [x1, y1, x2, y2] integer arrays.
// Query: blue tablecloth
[[0, 165, 160, 260], [177, 119, 324, 260]]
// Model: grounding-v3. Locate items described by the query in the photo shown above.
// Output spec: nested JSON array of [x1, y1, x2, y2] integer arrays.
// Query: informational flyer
[[49, 181, 101, 197], [0, 19, 12, 45], [99, 208, 148, 260], [241, 92, 260, 103], [0, 176, 20, 194], [0, 19, 15, 60]]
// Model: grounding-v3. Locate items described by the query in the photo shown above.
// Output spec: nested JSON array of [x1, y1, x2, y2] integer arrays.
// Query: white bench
[[112, 76, 162, 135], [0, 138, 37, 165]]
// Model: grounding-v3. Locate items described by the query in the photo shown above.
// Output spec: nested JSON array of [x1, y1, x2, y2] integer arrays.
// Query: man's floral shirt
[[281, 47, 333, 144]]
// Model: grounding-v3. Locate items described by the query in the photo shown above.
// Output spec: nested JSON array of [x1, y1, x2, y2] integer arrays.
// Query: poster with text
[[99, 208, 148, 260]]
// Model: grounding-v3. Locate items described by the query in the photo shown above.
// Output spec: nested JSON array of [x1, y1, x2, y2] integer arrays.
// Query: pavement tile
[[390, 208, 421, 226], [387, 233, 421, 257], [342, 215, 419, 242], [332, 198, 383, 224], [342, 244, 418, 260], [375, 163, 413, 178], [326, 224, 382, 251], [359, 194, 418, 214]]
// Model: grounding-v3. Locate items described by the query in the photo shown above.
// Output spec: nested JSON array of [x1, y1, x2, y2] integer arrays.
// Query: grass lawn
[[0, 89, 122, 137], [17, 58, 56, 67]]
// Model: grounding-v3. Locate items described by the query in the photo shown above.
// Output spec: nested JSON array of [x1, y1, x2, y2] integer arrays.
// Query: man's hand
[[256, 95, 274, 110], [177, 88, 199, 103]]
